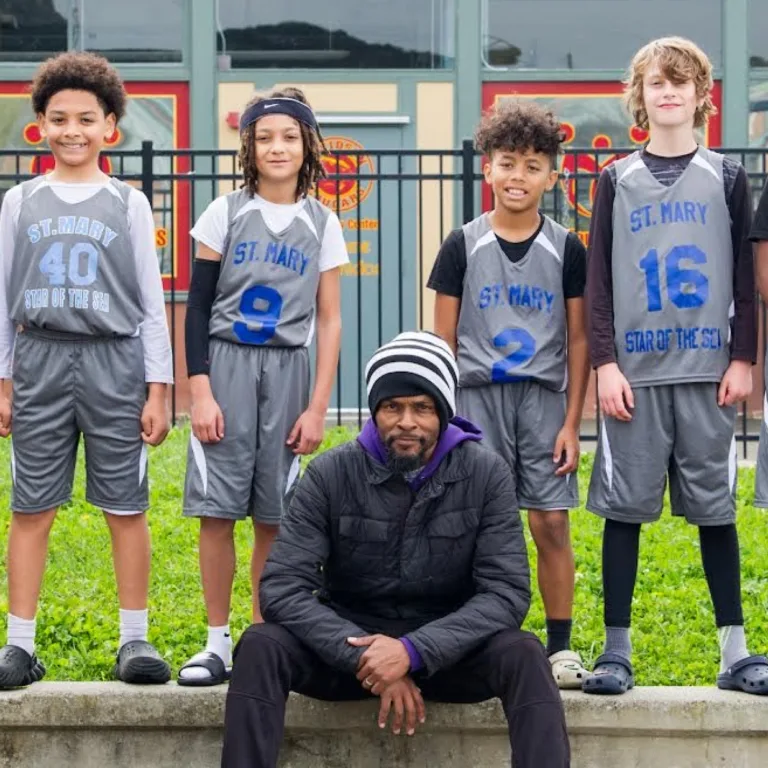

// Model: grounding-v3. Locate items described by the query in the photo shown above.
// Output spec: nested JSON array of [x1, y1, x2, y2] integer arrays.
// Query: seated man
[[221, 331, 570, 768]]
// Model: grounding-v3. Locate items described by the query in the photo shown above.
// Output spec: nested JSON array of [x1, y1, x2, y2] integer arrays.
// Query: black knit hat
[[365, 331, 458, 429]]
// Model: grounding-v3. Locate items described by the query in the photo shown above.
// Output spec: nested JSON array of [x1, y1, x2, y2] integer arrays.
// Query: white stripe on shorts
[[728, 435, 737, 494], [139, 444, 148, 487], [601, 419, 614, 492], [285, 455, 301, 495], [190, 434, 208, 496]]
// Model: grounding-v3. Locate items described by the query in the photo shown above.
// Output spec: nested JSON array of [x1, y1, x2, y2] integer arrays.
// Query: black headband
[[239, 97, 318, 133]]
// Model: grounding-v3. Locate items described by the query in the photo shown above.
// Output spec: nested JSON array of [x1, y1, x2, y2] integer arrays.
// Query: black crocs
[[717, 655, 768, 695], [0, 644, 46, 689], [582, 652, 634, 695], [113, 640, 171, 685]]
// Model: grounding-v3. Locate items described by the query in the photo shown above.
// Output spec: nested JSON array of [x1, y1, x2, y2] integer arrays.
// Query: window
[[217, 0, 455, 69], [0, 0, 71, 62], [749, 0, 768, 68], [80, 0, 183, 63], [483, 0, 722, 70]]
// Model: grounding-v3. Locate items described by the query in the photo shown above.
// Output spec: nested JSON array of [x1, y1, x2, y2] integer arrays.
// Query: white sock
[[7, 613, 36, 657], [119, 609, 148, 649], [179, 625, 232, 681], [718, 625, 750, 674]]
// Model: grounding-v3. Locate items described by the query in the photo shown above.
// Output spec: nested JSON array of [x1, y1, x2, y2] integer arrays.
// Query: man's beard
[[385, 436, 428, 474]]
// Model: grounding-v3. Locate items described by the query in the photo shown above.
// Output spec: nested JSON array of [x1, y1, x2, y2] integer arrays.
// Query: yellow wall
[[416, 82, 454, 332]]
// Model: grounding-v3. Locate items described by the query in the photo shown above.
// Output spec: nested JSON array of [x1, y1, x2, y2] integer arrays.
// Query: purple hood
[[356, 416, 483, 491]]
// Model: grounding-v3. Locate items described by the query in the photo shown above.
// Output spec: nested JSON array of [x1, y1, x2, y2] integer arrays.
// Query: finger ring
[[364, 677, 373, 688]]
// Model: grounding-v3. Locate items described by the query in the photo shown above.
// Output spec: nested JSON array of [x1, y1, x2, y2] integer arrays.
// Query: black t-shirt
[[427, 215, 587, 300], [750, 178, 768, 242]]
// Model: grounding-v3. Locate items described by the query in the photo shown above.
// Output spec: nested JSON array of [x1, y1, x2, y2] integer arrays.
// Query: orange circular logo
[[317, 136, 374, 213]]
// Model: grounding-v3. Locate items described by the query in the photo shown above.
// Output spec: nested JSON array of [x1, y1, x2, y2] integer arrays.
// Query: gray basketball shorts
[[754, 394, 768, 508], [183, 339, 310, 524], [587, 383, 737, 525], [457, 381, 579, 510], [11, 329, 149, 514]]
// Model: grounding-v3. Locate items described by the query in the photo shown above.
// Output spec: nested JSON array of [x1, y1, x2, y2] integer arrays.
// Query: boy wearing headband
[[178, 87, 347, 685]]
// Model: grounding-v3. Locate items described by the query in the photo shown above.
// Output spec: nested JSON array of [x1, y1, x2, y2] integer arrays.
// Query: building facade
[[0, 0, 766, 419]]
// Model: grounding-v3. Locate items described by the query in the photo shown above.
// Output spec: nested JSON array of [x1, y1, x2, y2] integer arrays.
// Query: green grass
[[0, 425, 766, 685]]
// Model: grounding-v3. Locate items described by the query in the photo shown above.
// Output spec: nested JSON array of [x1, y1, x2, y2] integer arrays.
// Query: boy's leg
[[1, 332, 78, 688], [78, 337, 168, 684], [754, 396, 768, 508], [584, 385, 673, 694], [671, 383, 768, 694], [251, 347, 310, 622], [513, 382, 584, 686], [182, 340, 262, 684]]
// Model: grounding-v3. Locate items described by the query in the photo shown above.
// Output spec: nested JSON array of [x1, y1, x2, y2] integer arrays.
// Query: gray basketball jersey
[[9, 177, 142, 336], [209, 192, 328, 347], [456, 213, 568, 391], [611, 147, 733, 386]]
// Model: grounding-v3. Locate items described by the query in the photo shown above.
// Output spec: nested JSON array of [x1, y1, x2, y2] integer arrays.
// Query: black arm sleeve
[[185, 258, 221, 377], [563, 232, 587, 299], [751, 178, 768, 242], [427, 229, 467, 298]]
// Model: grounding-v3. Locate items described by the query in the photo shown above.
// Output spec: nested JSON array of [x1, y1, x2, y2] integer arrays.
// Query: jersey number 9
[[233, 285, 283, 344]]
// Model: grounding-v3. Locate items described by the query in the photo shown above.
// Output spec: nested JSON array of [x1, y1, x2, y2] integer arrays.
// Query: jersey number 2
[[639, 244, 708, 312], [233, 285, 283, 344], [491, 327, 536, 383]]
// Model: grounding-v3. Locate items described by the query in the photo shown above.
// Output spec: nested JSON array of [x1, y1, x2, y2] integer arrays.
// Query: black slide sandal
[[177, 651, 231, 687]]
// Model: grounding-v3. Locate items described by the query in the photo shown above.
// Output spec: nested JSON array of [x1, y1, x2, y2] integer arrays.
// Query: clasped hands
[[347, 634, 426, 736]]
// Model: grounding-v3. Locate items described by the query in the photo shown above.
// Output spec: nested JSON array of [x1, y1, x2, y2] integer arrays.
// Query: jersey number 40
[[39, 241, 99, 286]]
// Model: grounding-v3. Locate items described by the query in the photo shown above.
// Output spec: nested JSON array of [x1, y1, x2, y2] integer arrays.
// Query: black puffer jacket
[[260, 439, 530, 675]]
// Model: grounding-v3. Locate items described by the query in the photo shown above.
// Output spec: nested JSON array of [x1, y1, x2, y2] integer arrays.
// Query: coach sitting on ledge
[[221, 331, 570, 768]]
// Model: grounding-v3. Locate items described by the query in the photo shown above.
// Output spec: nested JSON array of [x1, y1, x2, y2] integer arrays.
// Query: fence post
[[140, 141, 154, 206], [461, 138, 474, 224]]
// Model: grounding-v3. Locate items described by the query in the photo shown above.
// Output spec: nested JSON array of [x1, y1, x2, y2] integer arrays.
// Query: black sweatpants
[[221, 623, 570, 768]]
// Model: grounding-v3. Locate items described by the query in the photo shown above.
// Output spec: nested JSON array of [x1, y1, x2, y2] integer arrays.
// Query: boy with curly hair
[[0, 51, 173, 687], [428, 100, 590, 689], [584, 37, 766, 695]]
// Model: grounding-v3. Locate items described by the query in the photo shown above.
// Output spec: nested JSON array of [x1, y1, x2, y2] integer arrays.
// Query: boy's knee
[[530, 511, 570, 550], [200, 516, 236, 539]]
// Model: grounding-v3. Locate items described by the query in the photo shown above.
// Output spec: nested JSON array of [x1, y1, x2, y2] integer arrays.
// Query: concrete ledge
[[1, 683, 768, 767]]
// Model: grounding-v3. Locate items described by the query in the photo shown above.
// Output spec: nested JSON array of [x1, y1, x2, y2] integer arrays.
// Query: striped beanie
[[365, 331, 459, 429]]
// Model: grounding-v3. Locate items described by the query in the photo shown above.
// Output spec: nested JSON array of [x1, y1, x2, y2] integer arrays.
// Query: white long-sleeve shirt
[[0, 179, 173, 383]]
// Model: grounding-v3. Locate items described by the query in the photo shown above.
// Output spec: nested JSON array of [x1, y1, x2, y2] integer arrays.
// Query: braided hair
[[239, 87, 327, 200]]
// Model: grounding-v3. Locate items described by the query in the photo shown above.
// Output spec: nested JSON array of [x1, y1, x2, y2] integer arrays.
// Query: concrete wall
[[1, 683, 768, 768]]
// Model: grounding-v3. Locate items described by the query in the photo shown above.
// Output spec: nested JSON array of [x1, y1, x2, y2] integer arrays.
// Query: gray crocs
[[582, 652, 634, 695], [717, 655, 768, 696]]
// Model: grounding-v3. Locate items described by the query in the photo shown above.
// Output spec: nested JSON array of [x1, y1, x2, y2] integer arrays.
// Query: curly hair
[[475, 100, 564, 165], [624, 37, 716, 131], [239, 87, 327, 200], [30, 52, 126, 121]]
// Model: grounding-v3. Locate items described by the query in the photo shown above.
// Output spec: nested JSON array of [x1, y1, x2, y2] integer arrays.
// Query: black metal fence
[[1, 141, 767, 453]]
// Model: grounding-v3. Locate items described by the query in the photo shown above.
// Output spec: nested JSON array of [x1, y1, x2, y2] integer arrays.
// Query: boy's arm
[[728, 166, 756, 364], [750, 178, 768, 302], [0, 189, 18, 437], [427, 229, 466, 354], [587, 168, 634, 421]]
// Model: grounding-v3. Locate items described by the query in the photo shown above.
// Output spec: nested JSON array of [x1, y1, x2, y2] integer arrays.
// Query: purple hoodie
[[356, 415, 483, 671]]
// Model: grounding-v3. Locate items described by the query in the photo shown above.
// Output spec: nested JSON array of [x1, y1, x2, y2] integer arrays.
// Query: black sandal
[[177, 651, 231, 687], [0, 645, 46, 689], [717, 655, 768, 696], [113, 640, 171, 685], [582, 652, 634, 695]]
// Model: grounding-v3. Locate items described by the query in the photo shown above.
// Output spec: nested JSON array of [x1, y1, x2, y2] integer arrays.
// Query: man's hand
[[718, 360, 752, 407], [287, 408, 324, 455], [553, 424, 579, 476], [0, 393, 11, 438], [597, 362, 634, 421], [141, 386, 170, 446], [377, 677, 426, 736], [348, 634, 410, 694]]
